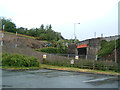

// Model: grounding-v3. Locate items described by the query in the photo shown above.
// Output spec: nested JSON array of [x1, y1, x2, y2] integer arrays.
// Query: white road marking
[[83, 77, 114, 83]]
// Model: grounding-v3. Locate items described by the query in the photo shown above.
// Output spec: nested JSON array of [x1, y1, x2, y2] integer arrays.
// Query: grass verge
[[2, 66, 41, 70], [2, 64, 119, 75], [40, 64, 120, 75]]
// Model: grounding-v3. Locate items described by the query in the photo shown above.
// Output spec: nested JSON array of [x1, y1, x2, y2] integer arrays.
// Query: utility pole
[[94, 32, 96, 38], [74, 23, 80, 43]]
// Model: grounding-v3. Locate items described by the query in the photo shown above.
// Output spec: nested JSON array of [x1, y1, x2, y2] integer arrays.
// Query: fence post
[[86, 55, 87, 60], [95, 55, 98, 61], [67, 54, 69, 59]]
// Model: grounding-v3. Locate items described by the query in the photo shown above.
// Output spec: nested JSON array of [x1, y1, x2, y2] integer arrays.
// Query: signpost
[[70, 59, 74, 67], [42, 55, 47, 64], [43, 55, 46, 59], [75, 55, 79, 60]]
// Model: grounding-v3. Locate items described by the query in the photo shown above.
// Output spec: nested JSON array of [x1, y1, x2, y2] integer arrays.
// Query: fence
[[43, 54, 96, 61], [41, 53, 119, 72]]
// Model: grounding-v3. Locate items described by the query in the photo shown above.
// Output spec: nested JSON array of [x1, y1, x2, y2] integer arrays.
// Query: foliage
[[1, 17, 16, 33], [2, 52, 40, 67], [35, 47, 67, 54], [43, 59, 120, 72], [97, 39, 120, 58], [0, 17, 64, 41]]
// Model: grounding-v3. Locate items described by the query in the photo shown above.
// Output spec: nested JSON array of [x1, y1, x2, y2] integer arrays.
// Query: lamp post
[[74, 23, 80, 43], [74, 23, 80, 56]]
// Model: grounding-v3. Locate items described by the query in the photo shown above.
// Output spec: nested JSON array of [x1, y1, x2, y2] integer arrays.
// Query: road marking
[[83, 77, 114, 83]]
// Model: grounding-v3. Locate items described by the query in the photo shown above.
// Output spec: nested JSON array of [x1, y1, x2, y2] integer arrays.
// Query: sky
[[0, 0, 119, 41]]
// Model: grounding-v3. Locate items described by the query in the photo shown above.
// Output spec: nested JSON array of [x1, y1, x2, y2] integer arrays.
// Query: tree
[[0, 17, 65, 42], [40, 24, 45, 34], [1, 17, 16, 33], [48, 24, 52, 30], [28, 29, 35, 36]]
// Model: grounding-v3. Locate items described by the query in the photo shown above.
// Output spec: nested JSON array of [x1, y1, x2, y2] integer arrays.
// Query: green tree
[[1, 17, 16, 33], [28, 29, 35, 36]]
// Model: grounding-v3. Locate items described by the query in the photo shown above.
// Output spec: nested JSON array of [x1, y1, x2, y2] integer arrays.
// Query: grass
[[2, 64, 119, 75], [2, 66, 41, 70], [37, 64, 120, 75]]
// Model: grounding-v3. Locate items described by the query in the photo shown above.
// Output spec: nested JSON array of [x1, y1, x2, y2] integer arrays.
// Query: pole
[[115, 39, 117, 63], [1, 25, 4, 46], [15, 31, 18, 48], [74, 23, 76, 43], [74, 23, 80, 55], [94, 32, 96, 38], [2, 25, 4, 41], [74, 23, 80, 43]]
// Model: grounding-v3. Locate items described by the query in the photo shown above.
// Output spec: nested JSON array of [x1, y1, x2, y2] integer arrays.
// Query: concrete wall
[[77, 35, 120, 60], [86, 38, 101, 59]]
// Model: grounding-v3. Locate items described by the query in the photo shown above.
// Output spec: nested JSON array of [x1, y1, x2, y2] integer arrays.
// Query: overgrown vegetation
[[0, 17, 64, 41], [43, 59, 120, 72], [97, 39, 120, 58], [2, 52, 40, 67], [35, 47, 67, 54], [1, 52, 119, 73]]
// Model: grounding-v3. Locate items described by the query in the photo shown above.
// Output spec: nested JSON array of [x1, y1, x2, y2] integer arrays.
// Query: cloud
[[0, 0, 119, 39]]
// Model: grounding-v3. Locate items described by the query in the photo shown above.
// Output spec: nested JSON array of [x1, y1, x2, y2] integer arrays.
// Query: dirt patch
[[2, 33, 68, 62], [3, 33, 47, 49]]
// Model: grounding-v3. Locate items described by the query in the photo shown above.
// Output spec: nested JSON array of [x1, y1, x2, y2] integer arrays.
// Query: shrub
[[97, 39, 120, 58], [35, 47, 67, 54], [2, 52, 40, 67]]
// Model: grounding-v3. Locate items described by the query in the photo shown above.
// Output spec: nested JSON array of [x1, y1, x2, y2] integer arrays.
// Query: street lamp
[[74, 23, 80, 55], [74, 23, 80, 43]]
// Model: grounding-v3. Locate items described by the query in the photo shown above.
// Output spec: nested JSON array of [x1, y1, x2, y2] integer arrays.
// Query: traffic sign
[[75, 56, 78, 60], [43, 55, 46, 59], [71, 59, 74, 64]]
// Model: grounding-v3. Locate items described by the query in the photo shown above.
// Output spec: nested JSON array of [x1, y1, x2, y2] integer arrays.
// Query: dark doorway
[[78, 48, 87, 55]]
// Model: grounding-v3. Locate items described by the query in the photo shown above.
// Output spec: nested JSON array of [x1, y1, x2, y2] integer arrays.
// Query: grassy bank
[[2, 64, 119, 75], [40, 64, 120, 75]]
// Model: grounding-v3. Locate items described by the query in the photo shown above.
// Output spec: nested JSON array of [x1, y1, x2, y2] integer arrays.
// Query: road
[[2, 69, 119, 88]]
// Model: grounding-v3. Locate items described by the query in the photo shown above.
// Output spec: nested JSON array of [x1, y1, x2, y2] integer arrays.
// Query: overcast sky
[[0, 0, 119, 41]]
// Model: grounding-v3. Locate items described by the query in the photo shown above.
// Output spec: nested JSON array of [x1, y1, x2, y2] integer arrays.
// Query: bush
[[35, 47, 67, 54], [97, 39, 120, 58], [2, 52, 40, 67]]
